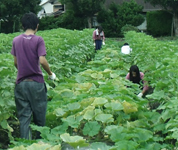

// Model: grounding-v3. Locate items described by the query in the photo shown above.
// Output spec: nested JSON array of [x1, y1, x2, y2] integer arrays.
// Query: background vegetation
[[38, 0, 145, 37], [147, 10, 172, 37], [0, 0, 175, 37], [1, 28, 178, 149], [0, 0, 41, 33], [145, 0, 178, 36], [97, 0, 144, 37]]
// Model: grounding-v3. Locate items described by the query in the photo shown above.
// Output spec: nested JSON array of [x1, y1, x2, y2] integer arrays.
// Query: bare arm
[[93, 30, 96, 43], [140, 72, 149, 94], [13, 56, 18, 69], [39, 56, 52, 75], [102, 31, 105, 42]]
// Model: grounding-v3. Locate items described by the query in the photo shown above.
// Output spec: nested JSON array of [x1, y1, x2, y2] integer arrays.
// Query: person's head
[[21, 12, 39, 32], [123, 43, 129, 46], [129, 65, 141, 84], [98, 26, 103, 33]]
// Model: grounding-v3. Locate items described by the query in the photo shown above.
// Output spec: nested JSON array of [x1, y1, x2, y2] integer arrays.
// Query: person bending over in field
[[93, 26, 105, 51], [126, 65, 148, 98], [121, 43, 132, 55], [11, 12, 56, 139]]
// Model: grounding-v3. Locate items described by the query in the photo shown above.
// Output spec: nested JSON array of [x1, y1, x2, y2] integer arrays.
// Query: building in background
[[38, 0, 65, 18], [38, 0, 162, 31]]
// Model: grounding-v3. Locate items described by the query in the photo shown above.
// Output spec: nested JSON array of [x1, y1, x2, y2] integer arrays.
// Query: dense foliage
[[144, 0, 178, 36], [39, 0, 106, 30], [1, 28, 178, 149], [39, 0, 144, 37], [59, 0, 105, 28], [97, 0, 144, 37], [0, 0, 41, 33], [39, 12, 88, 31], [121, 24, 140, 36], [147, 10, 172, 37]]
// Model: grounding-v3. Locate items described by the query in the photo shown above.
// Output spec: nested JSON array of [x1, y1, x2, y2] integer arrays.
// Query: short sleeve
[[37, 37, 46, 57], [93, 30, 96, 40], [140, 72, 144, 79], [126, 73, 130, 80]]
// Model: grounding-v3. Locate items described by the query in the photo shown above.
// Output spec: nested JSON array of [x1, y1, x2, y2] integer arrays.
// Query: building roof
[[40, 0, 58, 6], [40, 0, 49, 6]]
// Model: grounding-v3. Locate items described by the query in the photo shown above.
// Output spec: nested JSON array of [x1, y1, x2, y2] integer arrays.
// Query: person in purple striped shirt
[[11, 12, 56, 139]]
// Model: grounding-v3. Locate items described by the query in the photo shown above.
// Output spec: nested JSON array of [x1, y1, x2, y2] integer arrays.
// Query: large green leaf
[[92, 97, 108, 106], [66, 102, 81, 111], [104, 101, 123, 111], [132, 128, 153, 142], [90, 142, 111, 150], [113, 140, 139, 150], [83, 121, 101, 136], [60, 133, 89, 149], [95, 114, 114, 123], [62, 115, 83, 128], [54, 108, 66, 117], [83, 109, 94, 120]]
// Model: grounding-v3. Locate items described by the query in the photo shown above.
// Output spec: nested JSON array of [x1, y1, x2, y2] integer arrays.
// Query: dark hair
[[21, 12, 39, 31], [129, 65, 141, 84], [98, 26, 103, 33], [123, 43, 129, 46]]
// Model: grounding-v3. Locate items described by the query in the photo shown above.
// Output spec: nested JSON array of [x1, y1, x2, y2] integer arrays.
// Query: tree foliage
[[0, 0, 41, 33], [147, 10, 172, 37], [144, 0, 178, 14], [97, 0, 144, 37], [60, 0, 105, 17], [144, 0, 178, 36], [59, 0, 105, 28]]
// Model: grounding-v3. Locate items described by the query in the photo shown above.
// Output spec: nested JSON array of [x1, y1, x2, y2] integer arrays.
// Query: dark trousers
[[14, 81, 47, 139], [95, 40, 102, 50]]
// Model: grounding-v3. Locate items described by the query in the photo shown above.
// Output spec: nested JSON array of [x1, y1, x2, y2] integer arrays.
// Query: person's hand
[[94, 43, 96, 46], [102, 42, 105, 45], [48, 72, 56, 80], [137, 93, 143, 98]]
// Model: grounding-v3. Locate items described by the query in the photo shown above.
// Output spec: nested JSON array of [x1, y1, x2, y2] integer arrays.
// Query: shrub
[[97, 0, 144, 37], [146, 10, 172, 37], [121, 24, 140, 36]]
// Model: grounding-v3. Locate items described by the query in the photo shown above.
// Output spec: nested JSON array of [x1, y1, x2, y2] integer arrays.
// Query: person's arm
[[13, 56, 18, 69], [93, 30, 96, 43], [140, 72, 149, 94], [39, 56, 52, 75], [102, 31, 105, 42], [142, 83, 149, 94], [125, 73, 130, 80]]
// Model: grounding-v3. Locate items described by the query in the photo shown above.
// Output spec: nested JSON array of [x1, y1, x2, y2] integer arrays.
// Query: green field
[[1, 28, 178, 150]]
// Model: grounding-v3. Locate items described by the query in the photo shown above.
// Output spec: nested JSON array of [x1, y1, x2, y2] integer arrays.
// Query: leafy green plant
[[121, 24, 140, 36], [2, 28, 178, 150]]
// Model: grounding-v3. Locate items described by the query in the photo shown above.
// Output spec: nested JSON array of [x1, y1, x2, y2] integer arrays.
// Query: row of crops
[[1, 28, 178, 149]]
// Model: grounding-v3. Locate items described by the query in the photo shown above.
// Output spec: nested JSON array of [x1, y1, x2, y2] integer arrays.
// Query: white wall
[[137, 19, 147, 31], [38, 1, 54, 18], [42, 3, 53, 14]]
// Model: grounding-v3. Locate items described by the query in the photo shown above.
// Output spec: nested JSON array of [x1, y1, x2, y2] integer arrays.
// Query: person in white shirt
[[121, 43, 132, 54]]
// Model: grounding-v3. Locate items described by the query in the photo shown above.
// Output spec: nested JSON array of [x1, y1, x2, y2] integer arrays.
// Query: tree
[[144, 0, 178, 36], [97, 0, 144, 37], [59, 0, 105, 28], [0, 0, 41, 33]]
